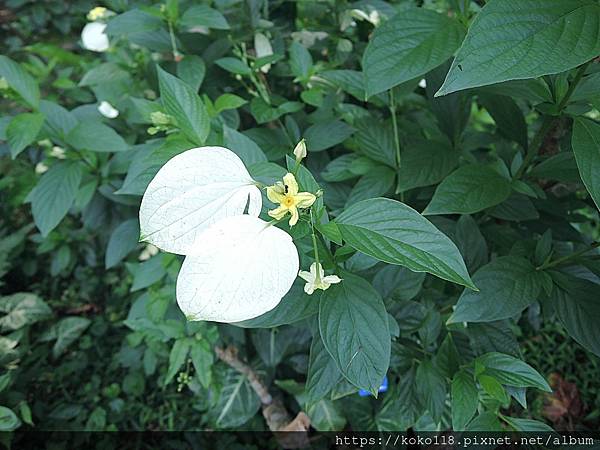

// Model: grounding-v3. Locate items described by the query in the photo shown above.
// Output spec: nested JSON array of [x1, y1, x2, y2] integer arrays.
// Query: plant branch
[[515, 61, 591, 179], [536, 242, 600, 271], [214, 345, 310, 442]]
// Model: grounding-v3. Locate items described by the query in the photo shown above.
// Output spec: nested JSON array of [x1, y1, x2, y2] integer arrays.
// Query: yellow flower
[[293, 138, 307, 162], [87, 6, 107, 21], [267, 173, 316, 226], [298, 262, 342, 295]]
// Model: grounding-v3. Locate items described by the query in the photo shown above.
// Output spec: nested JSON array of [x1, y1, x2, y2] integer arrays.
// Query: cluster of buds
[[147, 111, 173, 135]]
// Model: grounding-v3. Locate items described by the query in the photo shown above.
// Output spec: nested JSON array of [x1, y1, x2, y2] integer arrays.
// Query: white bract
[[81, 22, 109, 52], [98, 101, 119, 118], [254, 33, 273, 73], [140, 146, 300, 323], [139, 146, 262, 255], [177, 215, 299, 322]]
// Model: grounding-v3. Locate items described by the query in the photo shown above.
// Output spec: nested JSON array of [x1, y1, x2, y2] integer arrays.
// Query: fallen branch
[[214, 345, 310, 447]]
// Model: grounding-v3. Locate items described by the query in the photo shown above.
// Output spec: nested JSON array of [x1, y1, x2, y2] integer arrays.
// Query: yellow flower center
[[283, 196, 295, 207]]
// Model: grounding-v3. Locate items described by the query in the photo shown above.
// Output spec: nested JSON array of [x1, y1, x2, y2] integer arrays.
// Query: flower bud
[[293, 138, 307, 162]]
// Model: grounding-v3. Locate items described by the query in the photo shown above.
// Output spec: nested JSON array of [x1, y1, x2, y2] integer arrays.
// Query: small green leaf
[[550, 272, 600, 357], [476, 352, 551, 392], [105, 219, 140, 269], [177, 55, 206, 92], [157, 66, 209, 144], [0, 55, 40, 108], [424, 165, 511, 215], [52, 317, 91, 358], [165, 339, 191, 386], [572, 117, 600, 210], [215, 93, 247, 113], [0, 406, 21, 431], [67, 121, 128, 152], [6, 113, 45, 158], [180, 4, 230, 30], [304, 120, 354, 152], [30, 162, 83, 237], [289, 42, 313, 80], [222, 125, 267, 166], [451, 370, 478, 431], [215, 57, 251, 75], [416, 360, 446, 424]]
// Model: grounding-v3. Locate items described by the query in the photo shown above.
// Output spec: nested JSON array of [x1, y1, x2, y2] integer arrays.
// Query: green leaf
[[502, 415, 555, 432], [215, 57, 251, 75], [105, 219, 140, 269], [30, 162, 83, 237], [478, 374, 509, 404], [319, 273, 390, 395], [222, 125, 267, 166], [307, 399, 346, 431], [215, 94, 247, 113], [363, 8, 465, 96], [451, 370, 478, 431], [190, 340, 213, 388], [305, 335, 343, 405], [39, 100, 78, 142], [177, 55, 206, 92], [449, 256, 543, 323], [165, 339, 191, 385], [234, 283, 318, 328], [476, 352, 551, 392], [0, 406, 21, 432], [79, 62, 130, 87], [0, 293, 52, 332], [346, 166, 395, 205], [180, 5, 230, 30], [416, 360, 446, 424], [213, 368, 260, 428], [550, 272, 600, 357], [289, 41, 313, 80], [352, 119, 397, 168], [6, 112, 45, 158], [478, 93, 528, 150], [157, 66, 209, 144], [0, 55, 40, 108], [397, 139, 458, 192], [304, 120, 354, 152], [437, 0, 600, 96], [66, 121, 128, 152], [572, 117, 600, 210], [423, 165, 511, 215], [105, 9, 163, 36], [52, 317, 91, 358], [335, 198, 475, 289], [466, 412, 502, 431]]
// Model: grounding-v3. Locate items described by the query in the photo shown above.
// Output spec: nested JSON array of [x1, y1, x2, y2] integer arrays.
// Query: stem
[[515, 61, 591, 179], [309, 210, 321, 283], [537, 242, 599, 271], [514, 116, 554, 179], [389, 89, 401, 169], [167, 20, 180, 60]]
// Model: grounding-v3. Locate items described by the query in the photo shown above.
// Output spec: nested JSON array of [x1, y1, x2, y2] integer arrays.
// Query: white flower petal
[[177, 215, 299, 322], [81, 22, 109, 52], [98, 101, 119, 118], [139, 146, 261, 255]]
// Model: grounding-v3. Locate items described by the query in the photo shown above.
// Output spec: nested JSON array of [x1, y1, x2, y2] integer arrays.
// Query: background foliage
[[1, 0, 600, 442]]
